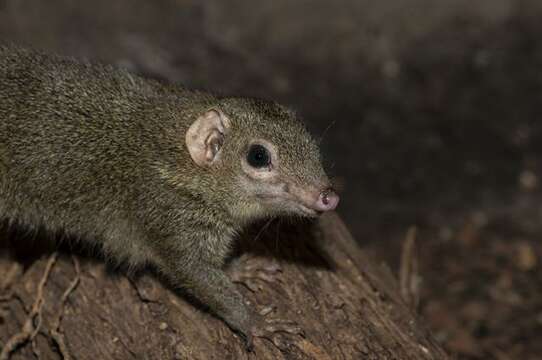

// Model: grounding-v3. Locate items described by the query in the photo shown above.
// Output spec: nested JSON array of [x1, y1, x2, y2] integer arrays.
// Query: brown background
[[1, 0, 542, 358]]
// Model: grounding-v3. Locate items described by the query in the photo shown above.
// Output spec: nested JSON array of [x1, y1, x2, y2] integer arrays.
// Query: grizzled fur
[[0, 46, 329, 345]]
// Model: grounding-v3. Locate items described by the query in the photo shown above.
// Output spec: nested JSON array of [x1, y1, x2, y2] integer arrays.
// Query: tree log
[[0, 213, 448, 359]]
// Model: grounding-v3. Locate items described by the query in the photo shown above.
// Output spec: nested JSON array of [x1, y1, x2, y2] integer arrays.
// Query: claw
[[251, 316, 305, 350], [261, 262, 282, 273], [264, 323, 304, 336], [258, 305, 275, 316], [244, 333, 255, 352], [230, 261, 282, 292], [264, 318, 305, 337]]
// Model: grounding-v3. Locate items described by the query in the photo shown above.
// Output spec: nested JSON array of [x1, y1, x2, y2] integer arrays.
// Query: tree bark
[[0, 213, 448, 359]]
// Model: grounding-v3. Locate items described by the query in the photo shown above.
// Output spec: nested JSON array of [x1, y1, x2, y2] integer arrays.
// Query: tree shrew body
[[0, 46, 339, 348]]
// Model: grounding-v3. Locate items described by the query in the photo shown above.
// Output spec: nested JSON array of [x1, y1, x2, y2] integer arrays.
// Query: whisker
[[274, 219, 281, 254], [253, 218, 274, 243], [318, 119, 338, 144]]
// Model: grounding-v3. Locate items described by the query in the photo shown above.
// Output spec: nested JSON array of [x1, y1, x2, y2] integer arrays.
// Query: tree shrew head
[[185, 97, 339, 222]]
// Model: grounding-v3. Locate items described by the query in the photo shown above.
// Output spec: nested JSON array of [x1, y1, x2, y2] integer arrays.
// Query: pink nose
[[315, 188, 340, 212]]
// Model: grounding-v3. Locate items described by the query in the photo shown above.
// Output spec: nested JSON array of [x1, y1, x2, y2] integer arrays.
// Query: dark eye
[[247, 144, 271, 168]]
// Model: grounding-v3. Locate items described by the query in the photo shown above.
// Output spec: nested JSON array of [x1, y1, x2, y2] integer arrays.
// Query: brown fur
[[0, 45, 333, 347]]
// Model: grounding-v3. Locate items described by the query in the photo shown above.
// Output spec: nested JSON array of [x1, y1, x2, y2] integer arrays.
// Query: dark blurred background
[[2, 0, 542, 358]]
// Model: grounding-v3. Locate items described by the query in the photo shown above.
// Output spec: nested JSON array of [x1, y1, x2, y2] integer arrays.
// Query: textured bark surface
[[0, 213, 448, 359]]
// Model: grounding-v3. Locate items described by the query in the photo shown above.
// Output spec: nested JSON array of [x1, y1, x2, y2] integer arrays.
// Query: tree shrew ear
[[185, 109, 231, 167]]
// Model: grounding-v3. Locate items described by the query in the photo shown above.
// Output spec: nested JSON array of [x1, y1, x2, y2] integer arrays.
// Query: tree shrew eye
[[247, 144, 271, 168]]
